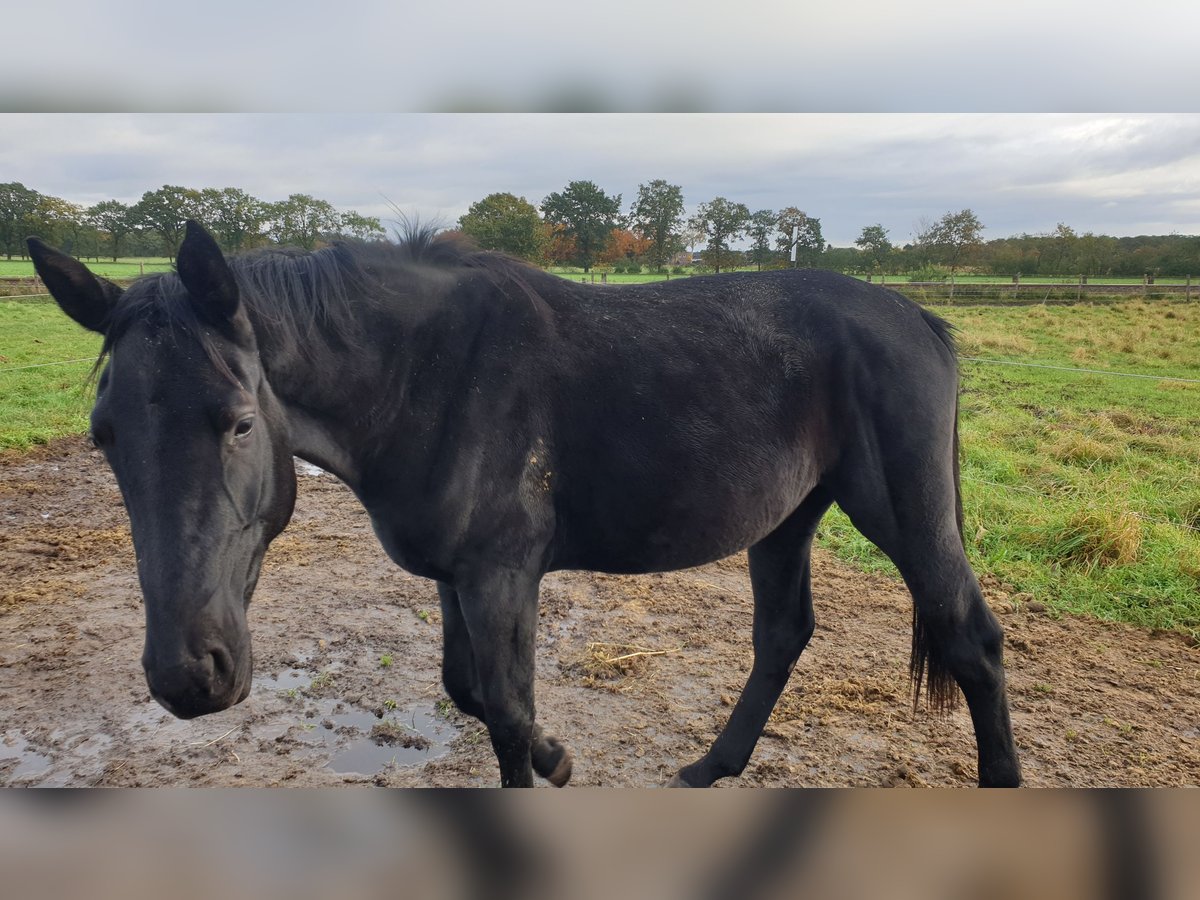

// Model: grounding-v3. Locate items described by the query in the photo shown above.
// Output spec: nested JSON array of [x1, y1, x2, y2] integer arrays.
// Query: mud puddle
[[256, 668, 457, 776], [0, 733, 53, 783]]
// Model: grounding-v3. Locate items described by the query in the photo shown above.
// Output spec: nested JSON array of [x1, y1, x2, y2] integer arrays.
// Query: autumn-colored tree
[[544, 223, 579, 267], [597, 228, 652, 266]]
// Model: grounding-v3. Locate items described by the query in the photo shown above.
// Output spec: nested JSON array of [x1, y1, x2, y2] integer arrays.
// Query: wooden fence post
[[139, 261, 145, 276], [1187, 274, 1192, 302]]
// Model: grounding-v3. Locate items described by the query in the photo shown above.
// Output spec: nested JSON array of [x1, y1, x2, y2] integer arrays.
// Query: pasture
[[1, 290, 1198, 786], [0, 258, 174, 281]]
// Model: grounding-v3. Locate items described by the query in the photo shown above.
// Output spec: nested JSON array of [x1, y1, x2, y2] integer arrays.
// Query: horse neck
[[251, 300, 411, 490]]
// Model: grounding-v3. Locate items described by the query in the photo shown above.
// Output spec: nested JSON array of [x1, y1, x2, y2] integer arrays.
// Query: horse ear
[[27, 237, 122, 334], [177, 220, 240, 324]]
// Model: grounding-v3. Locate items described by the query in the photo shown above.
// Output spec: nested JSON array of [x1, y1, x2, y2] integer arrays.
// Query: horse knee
[[927, 599, 1007, 688]]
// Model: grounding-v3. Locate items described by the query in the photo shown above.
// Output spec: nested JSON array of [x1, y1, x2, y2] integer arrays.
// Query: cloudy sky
[[5, 114, 1200, 247]]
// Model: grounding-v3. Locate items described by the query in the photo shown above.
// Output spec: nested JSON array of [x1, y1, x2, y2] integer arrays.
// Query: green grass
[[0, 258, 174, 280], [5, 291, 1199, 634], [0, 299, 101, 450], [549, 267, 698, 284], [817, 300, 1200, 635], [857, 274, 1190, 284]]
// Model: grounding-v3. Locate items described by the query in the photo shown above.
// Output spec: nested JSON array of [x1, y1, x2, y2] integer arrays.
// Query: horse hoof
[[664, 772, 695, 788], [533, 735, 573, 787], [546, 749, 573, 788]]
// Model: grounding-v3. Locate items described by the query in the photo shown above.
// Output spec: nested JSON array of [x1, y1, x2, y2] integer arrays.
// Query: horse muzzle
[[145, 643, 252, 719]]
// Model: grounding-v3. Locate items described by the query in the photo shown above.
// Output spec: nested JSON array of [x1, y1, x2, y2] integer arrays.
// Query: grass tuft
[[1044, 430, 1122, 465]]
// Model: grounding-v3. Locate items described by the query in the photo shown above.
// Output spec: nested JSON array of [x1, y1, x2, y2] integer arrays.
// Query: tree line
[[456, 181, 833, 275], [459, 182, 1200, 278], [0, 183, 385, 261], [7, 178, 1199, 278]]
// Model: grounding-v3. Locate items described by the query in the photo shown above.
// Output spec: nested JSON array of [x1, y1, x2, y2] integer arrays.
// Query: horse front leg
[[454, 567, 543, 788], [439, 579, 572, 786]]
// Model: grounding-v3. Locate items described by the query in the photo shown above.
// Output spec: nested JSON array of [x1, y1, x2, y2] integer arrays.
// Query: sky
[[4, 1, 1198, 248], [4, 114, 1200, 247]]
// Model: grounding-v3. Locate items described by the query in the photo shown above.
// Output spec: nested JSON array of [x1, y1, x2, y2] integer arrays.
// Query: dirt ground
[[1, 436, 1197, 788]]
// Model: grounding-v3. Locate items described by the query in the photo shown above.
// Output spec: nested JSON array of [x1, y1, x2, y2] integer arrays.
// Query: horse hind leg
[[437, 581, 572, 787], [829, 456, 1021, 787], [668, 487, 833, 788]]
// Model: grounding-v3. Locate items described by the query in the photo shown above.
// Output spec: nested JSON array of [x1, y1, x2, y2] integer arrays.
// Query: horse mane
[[96, 225, 544, 377]]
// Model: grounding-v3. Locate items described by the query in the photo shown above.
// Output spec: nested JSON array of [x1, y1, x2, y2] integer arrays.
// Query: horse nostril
[[209, 647, 234, 684]]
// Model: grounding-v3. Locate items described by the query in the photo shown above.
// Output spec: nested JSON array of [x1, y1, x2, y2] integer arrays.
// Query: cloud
[[4, 114, 1200, 244]]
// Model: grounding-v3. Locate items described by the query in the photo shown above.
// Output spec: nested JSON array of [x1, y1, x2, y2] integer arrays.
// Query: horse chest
[[366, 512, 456, 582]]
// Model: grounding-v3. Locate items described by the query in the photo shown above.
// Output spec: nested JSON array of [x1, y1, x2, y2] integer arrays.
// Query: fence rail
[[878, 280, 1194, 303]]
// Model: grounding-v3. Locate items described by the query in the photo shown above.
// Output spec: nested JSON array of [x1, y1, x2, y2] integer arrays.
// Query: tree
[[747, 209, 778, 271], [629, 179, 685, 272], [39, 197, 88, 258], [597, 228, 652, 267], [457, 192, 546, 261], [198, 187, 269, 252], [690, 197, 750, 274], [544, 224, 578, 267], [266, 194, 340, 250], [680, 219, 706, 261], [87, 200, 138, 261], [1040, 222, 1077, 275], [855, 224, 893, 272], [917, 209, 985, 288], [776, 207, 824, 268], [540, 181, 622, 272], [338, 211, 386, 242], [0, 182, 43, 259], [134, 185, 203, 259]]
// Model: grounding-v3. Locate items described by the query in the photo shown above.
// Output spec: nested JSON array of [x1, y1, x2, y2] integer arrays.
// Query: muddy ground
[[1, 436, 1197, 787]]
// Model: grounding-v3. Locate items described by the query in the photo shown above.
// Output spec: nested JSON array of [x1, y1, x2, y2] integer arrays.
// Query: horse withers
[[28, 221, 1020, 787]]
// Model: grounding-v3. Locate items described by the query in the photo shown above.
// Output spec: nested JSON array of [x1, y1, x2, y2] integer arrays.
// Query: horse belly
[[556, 454, 813, 574]]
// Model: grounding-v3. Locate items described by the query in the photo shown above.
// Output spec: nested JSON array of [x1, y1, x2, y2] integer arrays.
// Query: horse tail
[[910, 307, 963, 712]]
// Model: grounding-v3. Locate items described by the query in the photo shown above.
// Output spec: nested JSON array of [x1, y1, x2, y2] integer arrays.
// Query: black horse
[[28, 222, 1020, 787]]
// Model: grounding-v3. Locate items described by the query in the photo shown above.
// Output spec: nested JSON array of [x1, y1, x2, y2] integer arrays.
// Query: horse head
[[29, 222, 296, 718]]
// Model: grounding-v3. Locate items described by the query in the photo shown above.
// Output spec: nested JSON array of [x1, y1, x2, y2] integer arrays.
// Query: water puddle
[[0, 732, 53, 783], [254, 667, 456, 776]]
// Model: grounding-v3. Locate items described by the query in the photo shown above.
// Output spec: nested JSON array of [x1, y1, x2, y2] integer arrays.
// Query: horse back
[[534, 269, 957, 573]]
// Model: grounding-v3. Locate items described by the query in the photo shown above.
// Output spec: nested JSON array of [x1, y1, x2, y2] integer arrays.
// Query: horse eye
[[233, 417, 255, 439]]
